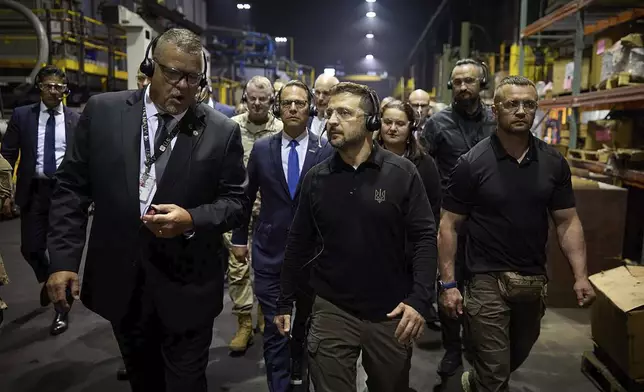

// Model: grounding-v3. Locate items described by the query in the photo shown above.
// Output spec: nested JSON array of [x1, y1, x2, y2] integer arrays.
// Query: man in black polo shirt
[[438, 76, 595, 392], [275, 82, 437, 392], [422, 59, 497, 384]]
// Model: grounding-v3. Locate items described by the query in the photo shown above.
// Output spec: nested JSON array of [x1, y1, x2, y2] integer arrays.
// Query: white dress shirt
[[281, 131, 309, 183], [310, 116, 327, 139], [139, 86, 187, 216], [36, 101, 66, 178]]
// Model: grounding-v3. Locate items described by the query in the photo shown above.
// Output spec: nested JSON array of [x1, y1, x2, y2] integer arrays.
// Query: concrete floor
[[0, 218, 598, 392]]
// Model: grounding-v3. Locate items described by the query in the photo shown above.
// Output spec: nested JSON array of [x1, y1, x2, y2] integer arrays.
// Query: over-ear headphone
[[272, 80, 317, 118], [241, 80, 275, 105], [447, 58, 489, 90], [365, 88, 381, 132], [139, 35, 209, 89]]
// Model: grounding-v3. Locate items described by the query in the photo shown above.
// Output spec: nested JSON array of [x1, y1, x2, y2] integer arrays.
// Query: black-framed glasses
[[496, 99, 539, 113], [280, 99, 308, 109], [155, 61, 203, 87], [39, 83, 67, 93]]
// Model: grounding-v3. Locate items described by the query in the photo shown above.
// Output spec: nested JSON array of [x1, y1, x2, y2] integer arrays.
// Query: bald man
[[409, 89, 431, 125], [309, 74, 339, 138]]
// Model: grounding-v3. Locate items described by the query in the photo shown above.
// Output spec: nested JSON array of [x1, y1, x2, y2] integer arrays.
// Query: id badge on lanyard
[[139, 169, 155, 204]]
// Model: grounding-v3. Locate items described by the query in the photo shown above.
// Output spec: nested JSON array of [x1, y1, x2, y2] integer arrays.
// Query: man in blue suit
[[231, 80, 332, 392], [1, 65, 80, 335]]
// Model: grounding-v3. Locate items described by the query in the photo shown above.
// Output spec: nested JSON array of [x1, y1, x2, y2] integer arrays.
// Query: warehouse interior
[[0, 0, 643, 391]]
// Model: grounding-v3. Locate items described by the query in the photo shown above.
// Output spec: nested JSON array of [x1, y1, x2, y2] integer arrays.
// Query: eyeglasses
[[155, 61, 203, 87], [280, 99, 308, 109], [450, 77, 479, 87], [39, 83, 67, 93], [496, 99, 539, 113], [325, 107, 362, 121]]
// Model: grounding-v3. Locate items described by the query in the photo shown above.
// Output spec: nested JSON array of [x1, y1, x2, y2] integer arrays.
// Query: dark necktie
[[43, 108, 57, 177], [287, 139, 300, 198], [154, 113, 175, 182]]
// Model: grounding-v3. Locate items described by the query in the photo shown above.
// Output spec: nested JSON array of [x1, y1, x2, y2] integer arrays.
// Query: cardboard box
[[589, 265, 644, 380], [552, 58, 590, 95], [585, 119, 634, 150]]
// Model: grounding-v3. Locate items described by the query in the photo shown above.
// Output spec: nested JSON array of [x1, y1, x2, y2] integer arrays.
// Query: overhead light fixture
[[365, 54, 374, 60], [366, 0, 376, 2], [237, 3, 250, 9], [324, 68, 336, 77], [366, 11, 376, 18], [366, 33, 374, 39], [275, 37, 288, 43]]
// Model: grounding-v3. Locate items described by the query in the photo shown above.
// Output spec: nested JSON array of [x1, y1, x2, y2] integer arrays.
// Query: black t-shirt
[[442, 133, 576, 275], [277, 144, 437, 322]]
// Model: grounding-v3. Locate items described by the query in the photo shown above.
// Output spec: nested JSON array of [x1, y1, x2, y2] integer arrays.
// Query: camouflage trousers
[[223, 226, 255, 317]]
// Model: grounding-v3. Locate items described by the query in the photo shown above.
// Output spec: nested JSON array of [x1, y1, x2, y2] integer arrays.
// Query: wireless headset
[[272, 80, 317, 118], [139, 35, 209, 89], [447, 58, 489, 90], [364, 88, 381, 132]]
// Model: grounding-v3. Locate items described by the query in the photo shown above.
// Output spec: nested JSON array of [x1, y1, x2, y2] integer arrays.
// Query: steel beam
[[519, 0, 529, 76], [406, 0, 449, 65]]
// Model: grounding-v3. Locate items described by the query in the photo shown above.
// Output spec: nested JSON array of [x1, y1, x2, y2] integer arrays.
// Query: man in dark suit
[[230, 80, 332, 392], [1, 65, 80, 335], [45, 28, 248, 392]]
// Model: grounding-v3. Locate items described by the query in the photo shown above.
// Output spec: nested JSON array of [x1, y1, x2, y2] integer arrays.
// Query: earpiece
[[241, 81, 275, 106], [447, 58, 489, 90], [365, 89, 381, 132], [272, 80, 317, 119], [139, 34, 209, 89]]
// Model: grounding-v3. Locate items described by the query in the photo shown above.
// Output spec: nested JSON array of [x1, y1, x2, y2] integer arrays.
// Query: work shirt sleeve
[[277, 169, 318, 316], [442, 155, 474, 215], [402, 168, 438, 321], [422, 116, 440, 158], [548, 155, 576, 211]]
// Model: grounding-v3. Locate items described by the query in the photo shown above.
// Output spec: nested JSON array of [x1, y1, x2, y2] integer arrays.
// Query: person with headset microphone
[[420, 58, 497, 389], [231, 79, 332, 392], [1, 65, 80, 336], [225, 75, 283, 354], [275, 82, 437, 392], [45, 28, 248, 392]]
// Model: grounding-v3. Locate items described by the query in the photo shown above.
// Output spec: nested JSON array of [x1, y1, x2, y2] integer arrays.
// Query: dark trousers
[[307, 296, 412, 392], [290, 280, 314, 368], [255, 270, 291, 392], [463, 273, 545, 392], [112, 271, 214, 392], [20, 179, 54, 283]]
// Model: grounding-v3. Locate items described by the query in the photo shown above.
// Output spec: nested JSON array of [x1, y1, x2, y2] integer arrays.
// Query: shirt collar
[[330, 142, 386, 172], [282, 129, 308, 147], [144, 85, 188, 123], [40, 101, 63, 114], [490, 131, 539, 162]]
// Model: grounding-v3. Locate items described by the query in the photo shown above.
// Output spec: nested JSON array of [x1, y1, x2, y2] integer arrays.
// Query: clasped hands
[[141, 204, 193, 238]]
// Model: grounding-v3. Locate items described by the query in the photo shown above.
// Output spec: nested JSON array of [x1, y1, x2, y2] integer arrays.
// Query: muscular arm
[[438, 210, 467, 282], [551, 208, 587, 280], [188, 123, 249, 233]]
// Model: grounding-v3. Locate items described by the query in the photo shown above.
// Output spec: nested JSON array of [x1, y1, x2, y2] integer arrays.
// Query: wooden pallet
[[581, 347, 644, 392], [569, 149, 612, 163]]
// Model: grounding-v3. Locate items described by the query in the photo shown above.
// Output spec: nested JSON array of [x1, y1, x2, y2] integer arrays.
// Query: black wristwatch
[[439, 280, 458, 291]]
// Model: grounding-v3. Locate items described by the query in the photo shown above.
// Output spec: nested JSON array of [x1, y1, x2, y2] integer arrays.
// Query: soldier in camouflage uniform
[[0, 154, 13, 326], [227, 75, 283, 352]]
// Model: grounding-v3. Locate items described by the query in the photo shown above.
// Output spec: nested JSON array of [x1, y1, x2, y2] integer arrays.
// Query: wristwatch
[[439, 280, 458, 291]]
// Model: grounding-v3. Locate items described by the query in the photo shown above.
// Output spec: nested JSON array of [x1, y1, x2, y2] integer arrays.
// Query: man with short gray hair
[[226, 75, 283, 353], [46, 28, 248, 392]]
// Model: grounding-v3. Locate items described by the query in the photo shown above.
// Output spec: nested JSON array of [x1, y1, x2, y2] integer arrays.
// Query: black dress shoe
[[116, 367, 128, 381], [290, 356, 303, 386], [40, 284, 51, 307], [50, 311, 69, 336]]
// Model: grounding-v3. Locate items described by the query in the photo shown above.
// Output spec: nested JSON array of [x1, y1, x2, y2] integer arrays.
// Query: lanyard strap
[[141, 104, 181, 172]]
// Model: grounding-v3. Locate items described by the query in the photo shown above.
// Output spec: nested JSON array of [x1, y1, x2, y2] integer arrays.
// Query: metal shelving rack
[[518, 0, 644, 149]]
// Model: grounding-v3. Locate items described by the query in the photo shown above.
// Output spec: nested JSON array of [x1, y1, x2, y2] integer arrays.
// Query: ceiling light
[[275, 37, 287, 43], [324, 68, 336, 77], [237, 3, 250, 9], [236, 3, 243, 9], [366, 33, 374, 39], [243, 4, 250, 9], [366, 11, 376, 18], [366, 0, 376, 2], [365, 54, 374, 60]]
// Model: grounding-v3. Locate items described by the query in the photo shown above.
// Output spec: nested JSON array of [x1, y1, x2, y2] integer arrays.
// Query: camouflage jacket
[[225, 113, 283, 245]]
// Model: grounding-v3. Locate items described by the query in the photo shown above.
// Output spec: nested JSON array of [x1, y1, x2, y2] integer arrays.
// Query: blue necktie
[[43, 108, 57, 177], [287, 139, 300, 198]]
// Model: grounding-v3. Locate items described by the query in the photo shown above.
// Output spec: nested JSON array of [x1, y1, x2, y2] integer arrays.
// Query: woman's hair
[[376, 100, 426, 162]]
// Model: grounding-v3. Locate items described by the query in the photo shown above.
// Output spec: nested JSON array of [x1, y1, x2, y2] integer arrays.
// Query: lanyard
[[141, 104, 180, 174]]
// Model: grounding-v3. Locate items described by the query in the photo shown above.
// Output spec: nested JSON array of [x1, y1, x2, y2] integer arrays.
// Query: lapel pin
[[193, 130, 199, 136]]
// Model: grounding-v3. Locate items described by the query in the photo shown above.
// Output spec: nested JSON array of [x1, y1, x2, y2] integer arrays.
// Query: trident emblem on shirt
[[375, 189, 386, 204]]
